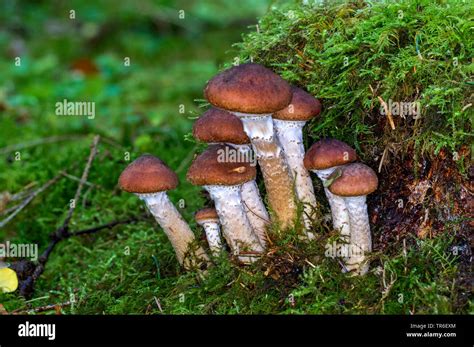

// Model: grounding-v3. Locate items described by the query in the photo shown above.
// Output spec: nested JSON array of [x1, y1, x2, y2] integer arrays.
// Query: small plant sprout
[[187, 144, 264, 263], [204, 63, 298, 229], [273, 86, 322, 231], [328, 163, 378, 276], [193, 107, 270, 247], [195, 207, 223, 256], [304, 139, 357, 244], [118, 155, 209, 270]]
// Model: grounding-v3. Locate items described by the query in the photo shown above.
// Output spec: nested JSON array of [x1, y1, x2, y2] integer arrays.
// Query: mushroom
[[204, 63, 297, 229], [304, 139, 357, 243], [193, 107, 270, 246], [328, 163, 378, 275], [195, 207, 223, 256], [187, 144, 264, 263], [273, 86, 322, 230], [119, 155, 209, 270]]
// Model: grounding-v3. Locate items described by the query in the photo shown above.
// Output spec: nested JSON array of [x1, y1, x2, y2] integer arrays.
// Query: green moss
[[235, 0, 472, 159]]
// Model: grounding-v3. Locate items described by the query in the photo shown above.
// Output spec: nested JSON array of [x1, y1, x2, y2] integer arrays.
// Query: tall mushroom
[[195, 207, 223, 256], [193, 107, 270, 246], [328, 163, 378, 276], [273, 86, 322, 230], [204, 63, 297, 229], [119, 155, 209, 270], [187, 144, 264, 263], [304, 139, 357, 242]]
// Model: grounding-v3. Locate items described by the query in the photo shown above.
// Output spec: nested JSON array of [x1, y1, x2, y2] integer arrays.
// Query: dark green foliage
[[236, 0, 473, 158]]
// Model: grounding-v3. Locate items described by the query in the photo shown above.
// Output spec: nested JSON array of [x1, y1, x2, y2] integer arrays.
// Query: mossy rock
[[234, 0, 472, 312]]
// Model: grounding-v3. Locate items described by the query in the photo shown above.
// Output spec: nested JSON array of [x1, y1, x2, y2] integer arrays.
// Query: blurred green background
[[0, 0, 271, 235]]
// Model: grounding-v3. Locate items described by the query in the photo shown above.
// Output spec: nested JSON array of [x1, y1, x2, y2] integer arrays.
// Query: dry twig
[[18, 135, 101, 298]]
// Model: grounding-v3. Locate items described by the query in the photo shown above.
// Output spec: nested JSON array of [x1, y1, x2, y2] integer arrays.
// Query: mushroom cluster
[[328, 163, 378, 275], [204, 63, 297, 229], [305, 140, 378, 275], [118, 62, 378, 276], [187, 144, 264, 263], [193, 108, 269, 247]]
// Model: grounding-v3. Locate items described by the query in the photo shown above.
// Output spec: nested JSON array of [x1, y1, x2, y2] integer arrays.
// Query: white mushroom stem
[[198, 220, 223, 256], [232, 113, 297, 229], [343, 195, 372, 275], [314, 167, 351, 241], [138, 192, 209, 269], [204, 184, 264, 263], [241, 180, 270, 247], [273, 119, 317, 231], [232, 144, 270, 247]]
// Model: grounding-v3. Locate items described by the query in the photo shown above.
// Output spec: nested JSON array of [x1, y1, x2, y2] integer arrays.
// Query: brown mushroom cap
[[328, 163, 378, 197], [187, 144, 256, 186], [273, 86, 322, 121], [304, 139, 357, 170], [195, 208, 219, 222], [119, 155, 178, 193], [193, 108, 250, 144], [204, 63, 292, 114]]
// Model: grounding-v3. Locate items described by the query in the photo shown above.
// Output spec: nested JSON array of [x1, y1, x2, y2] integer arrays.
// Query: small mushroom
[[273, 86, 322, 230], [187, 144, 264, 263], [195, 207, 223, 256], [204, 63, 297, 229], [328, 163, 378, 276], [193, 107, 270, 246], [304, 139, 357, 242], [119, 155, 209, 270]]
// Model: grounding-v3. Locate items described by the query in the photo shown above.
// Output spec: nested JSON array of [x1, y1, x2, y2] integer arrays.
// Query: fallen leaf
[[0, 268, 18, 293]]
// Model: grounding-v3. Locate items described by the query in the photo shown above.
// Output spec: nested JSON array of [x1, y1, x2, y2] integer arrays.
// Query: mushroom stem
[[241, 180, 270, 247], [231, 144, 270, 247], [314, 167, 351, 241], [200, 221, 223, 256], [273, 119, 317, 230], [204, 184, 264, 262], [233, 113, 297, 229], [343, 195, 372, 275], [138, 192, 209, 269]]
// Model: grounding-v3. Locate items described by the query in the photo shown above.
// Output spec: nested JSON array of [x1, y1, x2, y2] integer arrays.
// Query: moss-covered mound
[[235, 0, 472, 309], [235, 0, 472, 250]]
